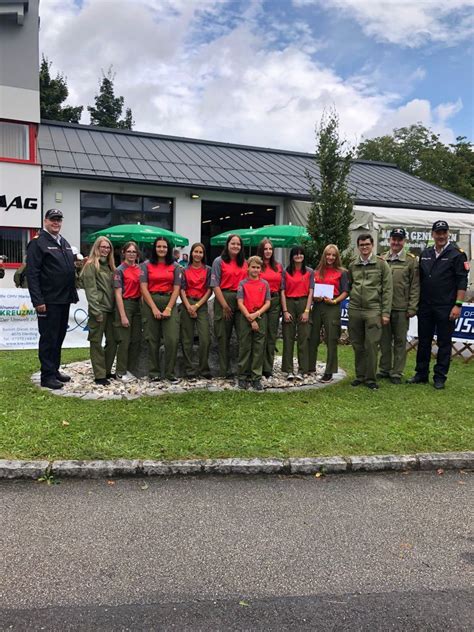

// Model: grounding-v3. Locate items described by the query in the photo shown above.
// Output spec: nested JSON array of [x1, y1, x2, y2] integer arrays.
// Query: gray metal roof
[[38, 120, 474, 213]]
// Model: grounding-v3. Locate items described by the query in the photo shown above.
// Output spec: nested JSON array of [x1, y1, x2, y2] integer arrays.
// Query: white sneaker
[[295, 373, 305, 381], [287, 372, 295, 381], [117, 371, 136, 382]]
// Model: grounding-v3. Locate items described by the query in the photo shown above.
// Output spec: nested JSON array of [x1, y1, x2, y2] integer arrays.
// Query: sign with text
[[378, 226, 460, 257], [0, 162, 42, 228], [0, 289, 89, 349]]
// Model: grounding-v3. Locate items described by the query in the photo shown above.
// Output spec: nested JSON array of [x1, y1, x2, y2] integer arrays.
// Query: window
[[0, 120, 36, 163], [0, 227, 34, 265], [80, 191, 174, 253]]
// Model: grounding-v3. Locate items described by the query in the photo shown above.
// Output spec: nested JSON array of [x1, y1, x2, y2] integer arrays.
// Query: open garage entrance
[[201, 201, 276, 261]]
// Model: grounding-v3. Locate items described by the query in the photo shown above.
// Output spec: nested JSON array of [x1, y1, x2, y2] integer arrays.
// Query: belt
[[287, 295, 307, 299], [221, 289, 237, 293], [124, 296, 141, 301], [151, 291, 171, 296]]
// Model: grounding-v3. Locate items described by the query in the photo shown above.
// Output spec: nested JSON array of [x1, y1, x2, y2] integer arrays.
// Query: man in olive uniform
[[408, 220, 469, 389], [348, 234, 393, 390], [378, 228, 419, 384], [27, 209, 78, 389]]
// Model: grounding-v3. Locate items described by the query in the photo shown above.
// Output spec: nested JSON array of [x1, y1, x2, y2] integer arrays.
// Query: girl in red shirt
[[180, 242, 212, 379], [140, 237, 182, 383], [210, 234, 248, 377], [281, 246, 314, 380], [113, 241, 142, 381], [309, 244, 348, 382], [256, 239, 283, 378]]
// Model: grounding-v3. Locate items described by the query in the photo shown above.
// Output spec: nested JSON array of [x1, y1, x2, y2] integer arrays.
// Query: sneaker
[[351, 379, 363, 387], [295, 373, 305, 382], [389, 376, 402, 385], [407, 375, 428, 384], [365, 381, 379, 390], [252, 380, 264, 391], [376, 372, 389, 379], [167, 377, 181, 385], [116, 371, 136, 382], [433, 379, 445, 390], [286, 372, 295, 381], [94, 378, 110, 386], [320, 373, 333, 383], [238, 379, 248, 390], [150, 376, 161, 383], [56, 372, 71, 383], [106, 373, 116, 380]]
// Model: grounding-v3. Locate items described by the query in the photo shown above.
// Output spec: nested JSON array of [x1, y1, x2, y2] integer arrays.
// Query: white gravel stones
[[31, 358, 346, 400]]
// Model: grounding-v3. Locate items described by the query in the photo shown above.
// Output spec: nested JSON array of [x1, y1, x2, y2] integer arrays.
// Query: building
[[1, 0, 474, 288]]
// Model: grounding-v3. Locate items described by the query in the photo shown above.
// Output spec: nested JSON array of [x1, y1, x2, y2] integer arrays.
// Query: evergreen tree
[[87, 69, 134, 130], [39, 55, 83, 123], [305, 109, 354, 268]]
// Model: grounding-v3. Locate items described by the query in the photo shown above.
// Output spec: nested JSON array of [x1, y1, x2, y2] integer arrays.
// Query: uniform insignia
[[465, 261, 470, 271], [407, 253, 415, 258]]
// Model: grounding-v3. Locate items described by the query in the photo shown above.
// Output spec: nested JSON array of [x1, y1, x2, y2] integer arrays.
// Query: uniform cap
[[45, 208, 64, 220], [432, 220, 449, 232], [390, 228, 406, 239]]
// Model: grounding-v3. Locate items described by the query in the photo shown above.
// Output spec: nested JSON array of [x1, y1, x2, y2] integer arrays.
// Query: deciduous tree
[[39, 55, 83, 123]]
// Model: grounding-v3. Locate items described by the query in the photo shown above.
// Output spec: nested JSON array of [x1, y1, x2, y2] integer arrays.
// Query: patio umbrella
[[210, 227, 257, 247], [249, 224, 310, 247], [86, 224, 189, 247]]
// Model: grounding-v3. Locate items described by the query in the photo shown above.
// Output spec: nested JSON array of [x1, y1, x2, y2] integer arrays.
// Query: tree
[[357, 124, 474, 201], [39, 55, 83, 123], [87, 69, 134, 130], [305, 109, 354, 268]]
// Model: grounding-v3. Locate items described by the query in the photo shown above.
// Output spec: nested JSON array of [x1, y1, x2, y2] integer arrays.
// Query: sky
[[39, 0, 474, 152]]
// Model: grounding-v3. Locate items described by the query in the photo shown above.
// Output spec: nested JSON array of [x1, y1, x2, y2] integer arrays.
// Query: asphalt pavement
[[0, 471, 472, 630]]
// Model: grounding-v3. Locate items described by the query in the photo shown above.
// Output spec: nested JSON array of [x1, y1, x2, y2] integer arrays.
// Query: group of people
[[26, 209, 469, 392]]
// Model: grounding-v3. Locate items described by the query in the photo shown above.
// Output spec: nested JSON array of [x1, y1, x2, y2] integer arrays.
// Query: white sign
[[0, 289, 89, 349], [313, 283, 334, 299], [0, 161, 42, 228]]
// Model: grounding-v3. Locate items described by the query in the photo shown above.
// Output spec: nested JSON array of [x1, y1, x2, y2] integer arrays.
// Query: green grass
[[0, 346, 472, 461]]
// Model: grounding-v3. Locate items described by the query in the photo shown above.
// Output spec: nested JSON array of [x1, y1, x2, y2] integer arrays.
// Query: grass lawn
[[0, 345, 472, 461]]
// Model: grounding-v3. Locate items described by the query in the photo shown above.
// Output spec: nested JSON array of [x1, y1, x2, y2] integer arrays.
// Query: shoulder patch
[[457, 247, 464, 253], [33, 235, 39, 239], [407, 252, 416, 258]]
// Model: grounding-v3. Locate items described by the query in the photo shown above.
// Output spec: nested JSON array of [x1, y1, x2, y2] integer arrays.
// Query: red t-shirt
[[113, 263, 141, 299], [282, 268, 314, 298], [211, 257, 248, 291], [237, 278, 271, 312], [140, 261, 182, 293], [314, 268, 349, 298], [260, 262, 283, 294], [182, 265, 211, 300]]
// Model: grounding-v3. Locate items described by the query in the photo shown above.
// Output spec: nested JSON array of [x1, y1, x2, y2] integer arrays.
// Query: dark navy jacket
[[26, 230, 79, 306], [419, 243, 468, 307]]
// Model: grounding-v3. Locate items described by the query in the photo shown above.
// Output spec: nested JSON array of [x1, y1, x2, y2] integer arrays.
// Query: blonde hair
[[83, 237, 115, 273], [247, 255, 263, 268], [317, 244, 344, 276]]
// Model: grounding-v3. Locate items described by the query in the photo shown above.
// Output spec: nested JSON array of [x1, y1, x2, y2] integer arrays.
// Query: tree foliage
[[87, 68, 134, 130], [39, 55, 83, 123], [357, 124, 474, 201], [305, 109, 354, 269]]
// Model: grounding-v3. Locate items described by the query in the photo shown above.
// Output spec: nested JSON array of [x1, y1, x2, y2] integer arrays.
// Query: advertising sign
[[0, 289, 89, 349], [377, 226, 460, 256], [0, 162, 42, 228]]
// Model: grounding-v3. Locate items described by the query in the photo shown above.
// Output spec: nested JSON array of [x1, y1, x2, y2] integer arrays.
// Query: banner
[[340, 298, 474, 343], [0, 289, 89, 350]]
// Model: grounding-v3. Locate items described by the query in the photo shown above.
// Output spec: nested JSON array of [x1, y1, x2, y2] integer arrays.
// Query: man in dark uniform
[[27, 209, 79, 389], [408, 220, 469, 389]]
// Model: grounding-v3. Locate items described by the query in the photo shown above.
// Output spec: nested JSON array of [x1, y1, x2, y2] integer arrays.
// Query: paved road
[[0, 471, 472, 630]]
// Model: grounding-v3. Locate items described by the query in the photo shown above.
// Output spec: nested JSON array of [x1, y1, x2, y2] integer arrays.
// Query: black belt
[[287, 295, 307, 299], [221, 289, 237, 293], [151, 291, 171, 296], [124, 297, 141, 301]]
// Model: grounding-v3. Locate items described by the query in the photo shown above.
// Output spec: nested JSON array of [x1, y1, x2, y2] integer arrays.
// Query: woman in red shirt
[[308, 244, 348, 382], [281, 246, 314, 380], [180, 242, 212, 379], [113, 241, 142, 382], [210, 234, 248, 377], [140, 237, 183, 383], [256, 239, 283, 378]]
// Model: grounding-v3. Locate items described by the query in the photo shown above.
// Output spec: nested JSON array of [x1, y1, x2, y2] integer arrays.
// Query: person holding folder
[[308, 244, 349, 382]]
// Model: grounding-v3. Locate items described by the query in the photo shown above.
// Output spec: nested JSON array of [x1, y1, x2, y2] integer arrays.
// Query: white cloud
[[295, 0, 474, 47], [39, 0, 462, 152]]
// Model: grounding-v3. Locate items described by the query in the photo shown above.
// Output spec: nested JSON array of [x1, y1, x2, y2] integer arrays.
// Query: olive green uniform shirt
[[381, 250, 419, 313]]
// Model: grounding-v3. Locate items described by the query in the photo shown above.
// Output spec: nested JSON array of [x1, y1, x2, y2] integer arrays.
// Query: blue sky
[[40, 0, 473, 150]]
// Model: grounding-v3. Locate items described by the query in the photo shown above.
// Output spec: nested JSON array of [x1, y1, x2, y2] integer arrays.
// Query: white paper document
[[313, 283, 334, 299]]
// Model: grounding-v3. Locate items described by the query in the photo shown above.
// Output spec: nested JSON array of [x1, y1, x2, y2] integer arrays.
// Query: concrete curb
[[0, 452, 472, 480]]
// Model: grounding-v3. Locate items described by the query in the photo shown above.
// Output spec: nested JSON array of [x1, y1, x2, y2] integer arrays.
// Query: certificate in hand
[[314, 283, 334, 299]]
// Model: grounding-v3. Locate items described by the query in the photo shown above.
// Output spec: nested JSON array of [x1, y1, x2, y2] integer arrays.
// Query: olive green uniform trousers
[[214, 290, 239, 377], [142, 293, 179, 380], [281, 297, 311, 374], [263, 295, 281, 375], [180, 298, 211, 377], [88, 311, 117, 379], [348, 308, 382, 383], [308, 302, 341, 374], [379, 310, 409, 378], [114, 298, 142, 376], [238, 314, 267, 381]]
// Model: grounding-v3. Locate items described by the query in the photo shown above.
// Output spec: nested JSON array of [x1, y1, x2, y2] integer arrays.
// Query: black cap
[[390, 228, 406, 239], [432, 220, 449, 232], [45, 209, 63, 220]]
